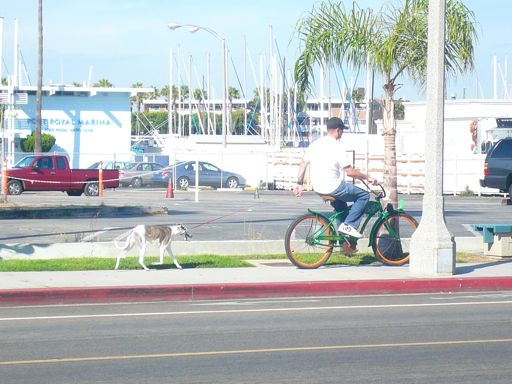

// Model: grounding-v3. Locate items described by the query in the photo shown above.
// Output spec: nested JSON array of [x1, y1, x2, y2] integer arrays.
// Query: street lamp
[[168, 23, 228, 147]]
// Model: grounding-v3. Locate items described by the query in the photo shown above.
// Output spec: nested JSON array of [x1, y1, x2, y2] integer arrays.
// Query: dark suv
[[480, 137, 512, 196]]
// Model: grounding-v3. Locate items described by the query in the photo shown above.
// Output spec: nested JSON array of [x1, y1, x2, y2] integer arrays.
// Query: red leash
[[187, 204, 258, 231]]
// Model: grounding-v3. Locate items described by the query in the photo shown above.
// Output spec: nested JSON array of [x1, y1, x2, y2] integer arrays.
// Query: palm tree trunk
[[34, 0, 43, 153], [382, 83, 397, 207], [228, 101, 232, 135], [136, 95, 141, 136]]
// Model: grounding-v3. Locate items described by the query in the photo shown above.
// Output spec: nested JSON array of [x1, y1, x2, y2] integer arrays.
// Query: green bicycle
[[284, 183, 418, 268]]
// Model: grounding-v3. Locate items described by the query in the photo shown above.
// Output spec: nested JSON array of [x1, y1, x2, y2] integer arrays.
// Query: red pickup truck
[[6, 155, 120, 196]]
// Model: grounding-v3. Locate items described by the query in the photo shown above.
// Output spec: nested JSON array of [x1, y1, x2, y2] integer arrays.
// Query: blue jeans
[[326, 181, 369, 229]]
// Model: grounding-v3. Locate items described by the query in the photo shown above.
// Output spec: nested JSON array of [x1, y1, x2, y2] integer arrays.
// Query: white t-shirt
[[303, 135, 351, 194]]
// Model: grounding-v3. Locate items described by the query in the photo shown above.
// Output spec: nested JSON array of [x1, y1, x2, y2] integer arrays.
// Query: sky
[[1, 0, 512, 101]]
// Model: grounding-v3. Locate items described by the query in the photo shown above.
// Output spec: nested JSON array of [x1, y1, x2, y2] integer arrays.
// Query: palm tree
[[179, 85, 190, 100], [34, 0, 43, 153], [147, 86, 159, 100], [131, 82, 143, 136], [159, 85, 169, 101], [170, 85, 180, 134], [193, 88, 207, 102], [294, 0, 477, 206], [93, 78, 113, 87], [228, 86, 240, 134]]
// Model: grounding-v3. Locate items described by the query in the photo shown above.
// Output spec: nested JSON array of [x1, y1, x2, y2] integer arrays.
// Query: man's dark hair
[[326, 117, 346, 130]]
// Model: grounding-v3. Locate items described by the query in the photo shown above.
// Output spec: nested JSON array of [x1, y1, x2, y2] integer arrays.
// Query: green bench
[[473, 224, 512, 257]]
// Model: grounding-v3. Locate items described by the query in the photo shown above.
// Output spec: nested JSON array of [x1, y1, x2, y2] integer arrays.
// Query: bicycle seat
[[319, 195, 336, 202]]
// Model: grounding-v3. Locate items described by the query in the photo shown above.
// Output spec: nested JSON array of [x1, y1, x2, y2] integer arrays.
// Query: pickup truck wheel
[[131, 177, 142, 188], [84, 182, 99, 196], [7, 180, 23, 195], [66, 190, 82, 196]]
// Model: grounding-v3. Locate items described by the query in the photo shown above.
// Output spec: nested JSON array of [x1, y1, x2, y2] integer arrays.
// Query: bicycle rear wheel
[[372, 213, 418, 266], [284, 213, 334, 269]]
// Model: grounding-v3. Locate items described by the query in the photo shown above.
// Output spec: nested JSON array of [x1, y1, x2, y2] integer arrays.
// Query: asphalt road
[[2, 292, 512, 383], [0, 188, 510, 244]]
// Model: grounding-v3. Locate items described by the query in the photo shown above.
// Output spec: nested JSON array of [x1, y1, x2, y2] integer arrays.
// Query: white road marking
[[192, 299, 321, 306], [0, 292, 500, 310], [432, 292, 512, 300], [2, 300, 512, 322]]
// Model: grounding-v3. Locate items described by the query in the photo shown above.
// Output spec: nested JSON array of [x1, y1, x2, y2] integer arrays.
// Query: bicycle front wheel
[[372, 213, 418, 266], [284, 213, 334, 269]]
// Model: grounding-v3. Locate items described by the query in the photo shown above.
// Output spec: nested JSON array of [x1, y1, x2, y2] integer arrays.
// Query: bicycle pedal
[[342, 242, 358, 256]]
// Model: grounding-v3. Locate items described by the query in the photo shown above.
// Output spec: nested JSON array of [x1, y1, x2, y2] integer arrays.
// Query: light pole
[[168, 23, 228, 147]]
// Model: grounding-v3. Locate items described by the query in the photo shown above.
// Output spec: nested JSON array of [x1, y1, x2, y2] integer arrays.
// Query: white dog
[[114, 224, 191, 270]]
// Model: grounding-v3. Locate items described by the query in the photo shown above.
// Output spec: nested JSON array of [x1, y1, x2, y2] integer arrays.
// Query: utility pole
[[35, 0, 43, 153]]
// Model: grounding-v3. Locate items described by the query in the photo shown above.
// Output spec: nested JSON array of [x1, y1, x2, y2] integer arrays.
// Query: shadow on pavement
[[456, 259, 512, 275]]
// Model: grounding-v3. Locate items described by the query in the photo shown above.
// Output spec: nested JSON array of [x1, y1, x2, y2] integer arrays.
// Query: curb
[[0, 205, 167, 219], [3, 277, 512, 306]]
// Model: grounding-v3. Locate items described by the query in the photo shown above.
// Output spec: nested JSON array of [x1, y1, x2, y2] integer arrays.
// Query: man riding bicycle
[[293, 117, 377, 238]]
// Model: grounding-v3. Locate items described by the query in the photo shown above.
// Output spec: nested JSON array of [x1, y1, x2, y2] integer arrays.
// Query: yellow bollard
[[99, 161, 104, 197]]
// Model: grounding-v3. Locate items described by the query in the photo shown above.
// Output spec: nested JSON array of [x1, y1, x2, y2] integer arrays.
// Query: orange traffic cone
[[166, 178, 174, 198]]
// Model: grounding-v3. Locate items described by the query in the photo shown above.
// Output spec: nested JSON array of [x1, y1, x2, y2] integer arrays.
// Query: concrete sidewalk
[[2, 258, 512, 306], [2, 196, 511, 306]]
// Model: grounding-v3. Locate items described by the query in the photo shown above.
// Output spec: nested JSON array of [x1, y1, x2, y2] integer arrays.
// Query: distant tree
[[179, 85, 189, 100], [394, 99, 405, 120], [193, 88, 207, 101], [249, 87, 271, 128], [160, 85, 170, 101], [130, 112, 168, 135], [228, 86, 240, 100], [131, 82, 144, 135], [21, 131, 56, 152], [167, 85, 180, 134], [228, 86, 241, 133], [171, 85, 179, 101], [231, 109, 246, 135], [131, 82, 147, 106], [93, 78, 113, 87], [351, 89, 364, 103], [147, 86, 159, 100]]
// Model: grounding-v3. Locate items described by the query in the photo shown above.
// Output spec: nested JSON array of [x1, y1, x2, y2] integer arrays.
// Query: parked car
[[87, 161, 134, 170], [152, 161, 246, 190], [6, 155, 119, 196], [479, 137, 512, 196], [119, 162, 165, 187]]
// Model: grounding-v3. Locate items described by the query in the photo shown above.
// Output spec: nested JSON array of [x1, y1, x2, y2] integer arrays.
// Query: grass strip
[[0, 252, 489, 272], [0, 255, 253, 272]]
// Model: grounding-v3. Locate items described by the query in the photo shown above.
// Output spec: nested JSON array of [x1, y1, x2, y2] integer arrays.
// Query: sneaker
[[338, 223, 363, 238], [342, 241, 358, 255]]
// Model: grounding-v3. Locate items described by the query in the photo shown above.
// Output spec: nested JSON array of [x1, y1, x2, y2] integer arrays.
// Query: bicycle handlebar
[[361, 180, 386, 200]]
